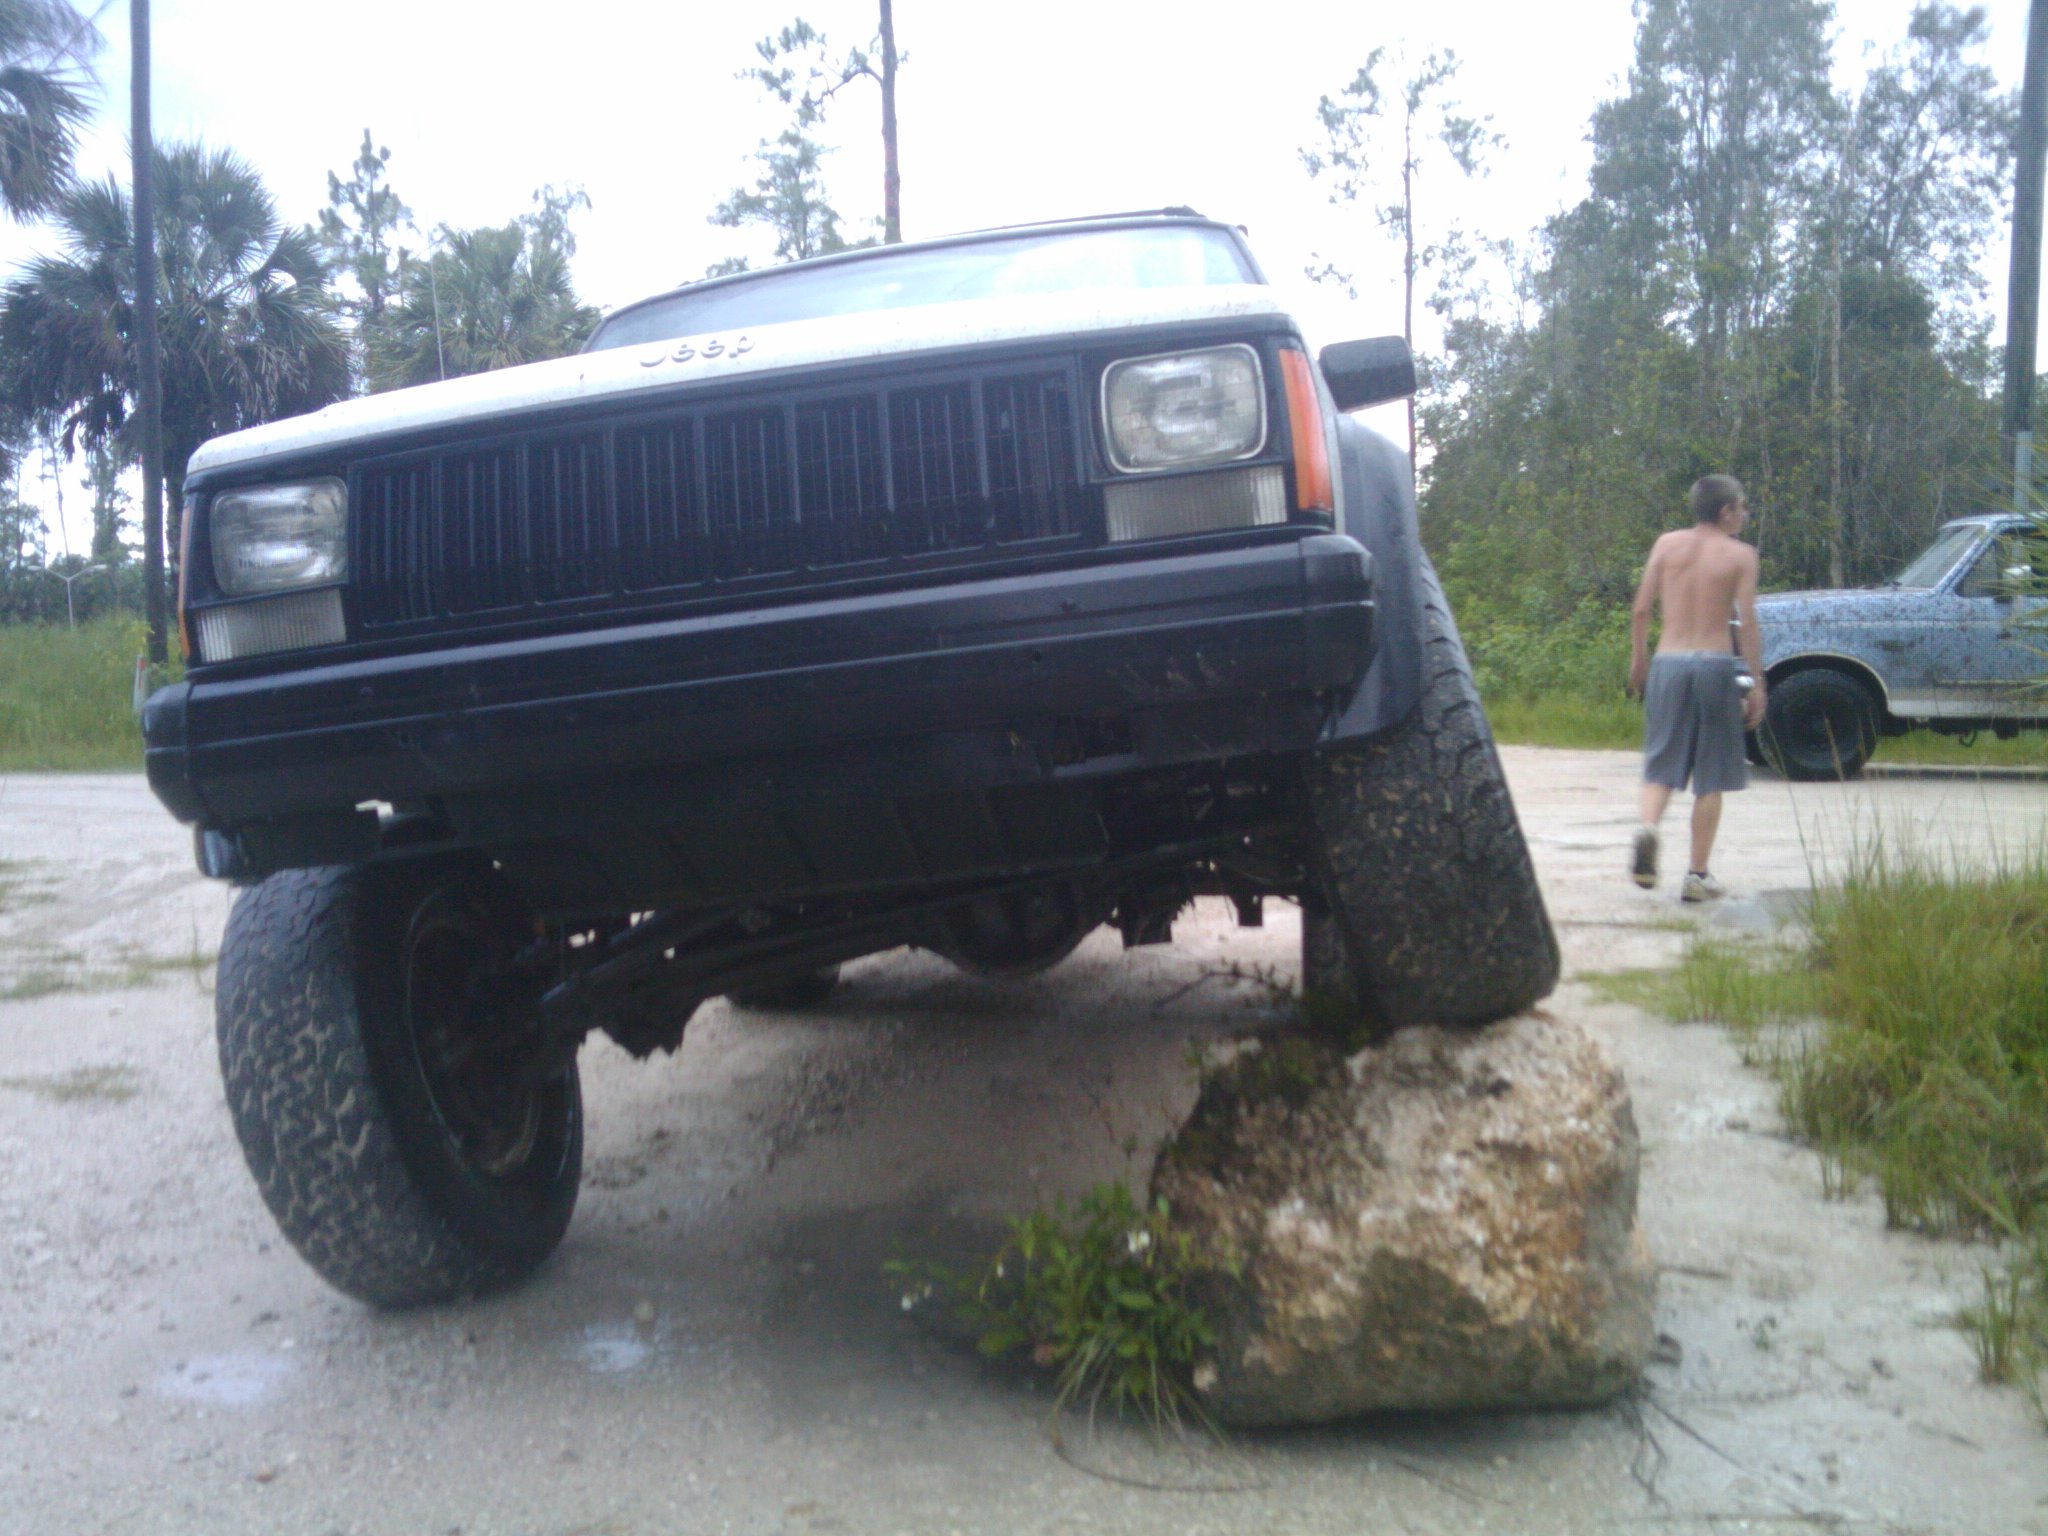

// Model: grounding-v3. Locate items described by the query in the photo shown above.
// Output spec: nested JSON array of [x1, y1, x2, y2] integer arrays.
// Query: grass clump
[[1592, 937, 1821, 1036], [0, 1064, 143, 1104], [1611, 846, 2048, 1416], [1483, 688, 2048, 766], [0, 617, 159, 771], [1784, 853, 2048, 1240], [0, 939, 216, 1000], [890, 1181, 1218, 1434]]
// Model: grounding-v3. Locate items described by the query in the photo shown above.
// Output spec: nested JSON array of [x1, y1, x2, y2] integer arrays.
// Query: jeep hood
[[187, 285, 1294, 480]]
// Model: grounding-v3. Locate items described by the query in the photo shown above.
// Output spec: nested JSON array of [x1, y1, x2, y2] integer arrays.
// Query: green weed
[[0, 616, 166, 771], [0, 1064, 142, 1103], [0, 858, 33, 915], [1484, 693, 1643, 750], [1, 939, 216, 1000], [1615, 844, 2048, 1414], [1590, 937, 1821, 1036], [1482, 687, 2048, 766], [889, 1181, 1219, 1434]]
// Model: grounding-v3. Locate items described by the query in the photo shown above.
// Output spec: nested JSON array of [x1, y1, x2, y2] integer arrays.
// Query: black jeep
[[143, 211, 1557, 1305]]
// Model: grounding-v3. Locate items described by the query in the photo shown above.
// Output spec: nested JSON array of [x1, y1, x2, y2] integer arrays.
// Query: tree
[[1303, 48, 1499, 460], [0, 481, 47, 621], [315, 129, 413, 384], [368, 209, 598, 390], [710, 128, 851, 264], [0, 143, 352, 594], [742, 10, 902, 243], [85, 436, 129, 563], [1415, 0, 2011, 685], [522, 183, 591, 258], [1847, 5, 2019, 313], [0, 0, 98, 221], [1586, 0, 1835, 420], [1801, 4, 2017, 579]]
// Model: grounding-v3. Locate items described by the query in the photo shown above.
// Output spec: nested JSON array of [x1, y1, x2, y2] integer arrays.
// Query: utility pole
[[132, 0, 168, 665], [2005, 0, 2048, 510], [879, 0, 901, 243]]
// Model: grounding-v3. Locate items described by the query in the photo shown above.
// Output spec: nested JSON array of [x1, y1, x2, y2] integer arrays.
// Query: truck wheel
[[1759, 669, 1879, 780], [727, 964, 842, 1010], [1298, 899, 1359, 1026], [216, 863, 582, 1307], [1302, 571, 1559, 1035]]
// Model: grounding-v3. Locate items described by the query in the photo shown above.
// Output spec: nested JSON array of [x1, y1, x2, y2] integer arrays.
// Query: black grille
[[892, 383, 980, 554], [706, 407, 795, 580], [616, 418, 700, 591], [529, 432, 611, 602], [351, 364, 1083, 629], [795, 396, 889, 566], [438, 446, 520, 615]]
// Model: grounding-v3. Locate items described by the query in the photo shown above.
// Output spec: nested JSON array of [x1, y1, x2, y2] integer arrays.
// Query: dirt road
[[2, 754, 2044, 1536]]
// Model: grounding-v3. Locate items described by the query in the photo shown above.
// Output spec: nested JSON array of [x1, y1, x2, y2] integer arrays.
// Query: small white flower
[[1126, 1229, 1153, 1256], [994, 1261, 1005, 1280], [901, 1293, 917, 1311]]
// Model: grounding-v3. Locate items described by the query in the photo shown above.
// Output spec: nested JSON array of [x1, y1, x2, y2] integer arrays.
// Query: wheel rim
[[403, 891, 543, 1179], [1787, 695, 1868, 769]]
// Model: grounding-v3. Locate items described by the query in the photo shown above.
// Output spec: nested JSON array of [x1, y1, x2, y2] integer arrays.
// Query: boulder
[[1153, 1010, 1654, 1426]]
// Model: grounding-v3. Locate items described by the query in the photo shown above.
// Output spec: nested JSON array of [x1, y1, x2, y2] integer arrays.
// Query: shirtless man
[[1627, 474, 1766, 901]]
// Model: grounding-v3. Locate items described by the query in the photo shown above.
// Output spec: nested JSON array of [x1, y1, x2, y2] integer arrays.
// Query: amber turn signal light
[[1279, 347, 1333, 514]]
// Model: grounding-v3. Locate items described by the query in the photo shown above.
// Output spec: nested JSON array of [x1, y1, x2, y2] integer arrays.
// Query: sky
[[7, 0, 2039, 556]]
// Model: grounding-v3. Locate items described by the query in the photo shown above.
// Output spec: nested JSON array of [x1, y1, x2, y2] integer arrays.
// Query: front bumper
[[145, 533, 1374, 870]]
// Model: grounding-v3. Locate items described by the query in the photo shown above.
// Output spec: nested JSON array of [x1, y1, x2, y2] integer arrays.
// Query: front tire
[[1301, 570, 1559, 1034], [1759, 669, 1879, 780], [216, 862, 582, 1307]]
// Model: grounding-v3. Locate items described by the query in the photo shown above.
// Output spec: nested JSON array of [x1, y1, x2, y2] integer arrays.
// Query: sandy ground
[[2, 752, 2046, 1536]]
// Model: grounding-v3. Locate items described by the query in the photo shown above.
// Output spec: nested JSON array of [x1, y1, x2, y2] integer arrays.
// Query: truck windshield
[[587, 225, 1259, 351], [1888, 525, 1984, 589]]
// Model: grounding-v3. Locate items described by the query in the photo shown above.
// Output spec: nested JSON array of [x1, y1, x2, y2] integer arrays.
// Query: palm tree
[[0, 142, 351, 585], [0, 0, 98, 221], [369, 220, 598, 391]]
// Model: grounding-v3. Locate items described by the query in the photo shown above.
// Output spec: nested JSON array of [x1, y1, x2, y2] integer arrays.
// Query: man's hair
[[1690, 474, 1746, 524]]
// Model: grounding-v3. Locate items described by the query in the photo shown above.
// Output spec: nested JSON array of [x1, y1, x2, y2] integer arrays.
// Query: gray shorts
[[1643, 652, 1749, 795]]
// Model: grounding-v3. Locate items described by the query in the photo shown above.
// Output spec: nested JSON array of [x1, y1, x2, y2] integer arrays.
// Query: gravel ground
[[1, 752, 2045, 1536]]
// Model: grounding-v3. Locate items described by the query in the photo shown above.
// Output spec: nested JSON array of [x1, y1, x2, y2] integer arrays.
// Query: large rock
[[1153, 1010, 1654, 1426]]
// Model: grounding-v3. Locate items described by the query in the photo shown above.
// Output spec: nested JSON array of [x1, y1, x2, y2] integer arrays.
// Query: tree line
[[0, 2, 905, 630], [1370, 0, 2029, 695], [0, 0, 2029, 691]]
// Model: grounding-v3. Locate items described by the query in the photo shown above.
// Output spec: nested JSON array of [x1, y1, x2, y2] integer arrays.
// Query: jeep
[[143, 211, 1558, 1305]]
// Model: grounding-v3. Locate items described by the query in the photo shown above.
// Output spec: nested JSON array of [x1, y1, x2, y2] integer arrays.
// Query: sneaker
[[1681, 870, 1726, 903], [1631, 827, 1659, 889]]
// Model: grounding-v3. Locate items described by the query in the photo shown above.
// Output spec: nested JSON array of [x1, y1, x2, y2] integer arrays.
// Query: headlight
[[210, 479, 349, 596], [1101, 344, 1265, 473]]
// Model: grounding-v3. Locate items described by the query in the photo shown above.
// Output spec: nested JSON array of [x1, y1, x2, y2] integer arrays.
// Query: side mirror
[[1318, 336, 1416, 413]]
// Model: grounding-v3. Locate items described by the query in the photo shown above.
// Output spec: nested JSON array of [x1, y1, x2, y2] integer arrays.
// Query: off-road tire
[[1758, 669, 1879, 781], [216, 863, 582, 1307], [727, 964, 842, 1011], [1298, 899, 1360, 1027], [1302, 570, 1559, 1034]]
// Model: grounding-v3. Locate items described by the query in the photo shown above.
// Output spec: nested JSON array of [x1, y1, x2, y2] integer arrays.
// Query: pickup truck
[[1755, 513, 2047, 778], [143, 211, 1557, 1305]]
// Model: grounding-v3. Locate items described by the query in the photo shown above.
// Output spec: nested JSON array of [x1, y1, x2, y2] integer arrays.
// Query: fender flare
[[1323, 415, 1425, 742], [1763, 652, 1893, 713]]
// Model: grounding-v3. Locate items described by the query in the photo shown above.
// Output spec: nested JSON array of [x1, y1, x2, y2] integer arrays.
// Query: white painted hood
[[187, 285, 1297, 479]]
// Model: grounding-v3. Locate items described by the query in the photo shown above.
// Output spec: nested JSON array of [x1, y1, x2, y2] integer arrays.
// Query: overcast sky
[[8, 0, 2038, 555]]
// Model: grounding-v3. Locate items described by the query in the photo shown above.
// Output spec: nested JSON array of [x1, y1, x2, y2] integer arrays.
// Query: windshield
[[1888, 525, 1985, 589], [587, 225, 1259, 351]]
